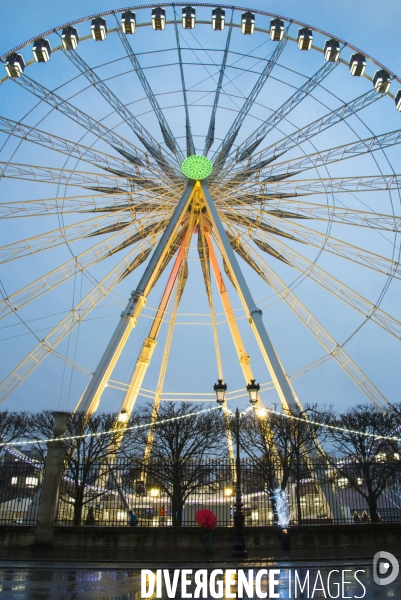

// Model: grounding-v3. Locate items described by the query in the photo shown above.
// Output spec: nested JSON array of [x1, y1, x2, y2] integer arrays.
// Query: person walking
[[129, 509, 138, 526], [159, 505, 166, 526], [195, 509, 217, 555]]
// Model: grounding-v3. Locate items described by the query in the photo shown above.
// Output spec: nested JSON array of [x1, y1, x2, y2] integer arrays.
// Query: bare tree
[[0, 411, 31, 450], [238, 406, 325, 523], [138, 403, 226, 526], [326, 404, 399, 522], [30, 411, 142, 525]]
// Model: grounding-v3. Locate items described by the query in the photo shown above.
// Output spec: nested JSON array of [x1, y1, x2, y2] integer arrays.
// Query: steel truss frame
[[72, 181, 343, 519]]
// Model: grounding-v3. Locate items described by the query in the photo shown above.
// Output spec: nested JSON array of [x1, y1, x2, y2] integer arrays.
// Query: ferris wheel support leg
[[200, 182, 343, 522], [119, 228, 192, 418], [201, 183, 298, 412], [206, 229, 279, 477], [75, 183, 196, 416]]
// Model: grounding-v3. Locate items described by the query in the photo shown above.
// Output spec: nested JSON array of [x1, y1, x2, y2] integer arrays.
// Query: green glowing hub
[[181, 155, 213, 180]]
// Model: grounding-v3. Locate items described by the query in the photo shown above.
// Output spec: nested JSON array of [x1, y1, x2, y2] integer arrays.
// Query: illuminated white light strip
[[2, 403, 400, 450], [0, 406, 222, 448]]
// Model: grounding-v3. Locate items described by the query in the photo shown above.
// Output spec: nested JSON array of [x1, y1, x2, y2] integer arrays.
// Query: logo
[[373, 551, 399, 586]]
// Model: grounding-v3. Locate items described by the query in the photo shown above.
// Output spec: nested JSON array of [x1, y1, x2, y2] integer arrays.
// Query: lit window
[[25, 477, 38, 487], [11, 476, 18, 485]]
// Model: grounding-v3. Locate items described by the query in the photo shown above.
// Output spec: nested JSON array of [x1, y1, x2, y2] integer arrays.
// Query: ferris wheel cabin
[[212, 7, 225, 30], [270, 18, 284, 42], [349, 53, 366, 77], [4, 53, 25, 78], [241, 12, 255, 35], [395, 90, 401, 111], [324, 39, 340, 62], [152, 7, 166, 30], [32, 38, 51, 62], [297, 28, 313, 51], [182, 6, 196, 29], [121, 11, 136, 34], [91, 17, 107, 41], [373, 70, 391, 93], [61, 26, 79, 50]]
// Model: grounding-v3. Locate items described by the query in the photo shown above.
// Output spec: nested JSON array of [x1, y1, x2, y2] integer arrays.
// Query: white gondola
[[297, 28, 313, 51], [61, 26, 79, 50], [270, 18, 284, 42], [91, 17, 107, 41], [241, 11, 255, 35], [32, 38, 51, 62], [324, 39, 340, 62], [373, 70, 391, 94], [349, 53, 366, 77], [121, 11, 136, 34], [182, 6, 195, 29], [4, 53, 25, 78], [152, 7, 166, 31], [395, 90, 401, 112], [212, 7, 225, 31]]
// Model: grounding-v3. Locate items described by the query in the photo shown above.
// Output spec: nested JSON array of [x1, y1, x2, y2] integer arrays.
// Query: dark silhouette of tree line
[[0, 402, 400, 525]]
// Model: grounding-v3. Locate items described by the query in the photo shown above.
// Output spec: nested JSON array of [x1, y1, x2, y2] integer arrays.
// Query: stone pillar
[[34, 411, 70, 546]]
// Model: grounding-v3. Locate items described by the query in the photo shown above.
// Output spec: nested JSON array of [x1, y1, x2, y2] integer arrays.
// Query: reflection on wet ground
[[0, 560, 399, 599]]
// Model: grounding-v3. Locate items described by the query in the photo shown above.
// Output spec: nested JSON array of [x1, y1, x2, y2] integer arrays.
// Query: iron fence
[[0, 450, 43, 525], [2, 454, 401, 527], [54, 457, 401, 527]]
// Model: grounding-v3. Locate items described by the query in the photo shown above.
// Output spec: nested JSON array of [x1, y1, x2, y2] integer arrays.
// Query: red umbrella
[[195, 509, 217, 530]]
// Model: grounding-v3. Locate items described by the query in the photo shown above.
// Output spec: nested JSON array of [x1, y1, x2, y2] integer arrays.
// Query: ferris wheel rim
[[0, 5, 400, 413], [0, 2, 399, 88]]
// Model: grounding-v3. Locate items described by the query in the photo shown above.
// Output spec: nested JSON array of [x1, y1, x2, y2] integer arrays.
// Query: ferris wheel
[[0, 3, 400, 426]]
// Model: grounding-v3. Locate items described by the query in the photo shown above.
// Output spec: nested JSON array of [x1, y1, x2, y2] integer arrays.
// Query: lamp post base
[[231, 511, 248, 558]]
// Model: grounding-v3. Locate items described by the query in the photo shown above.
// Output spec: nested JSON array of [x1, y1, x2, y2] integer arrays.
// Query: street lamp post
[[232, 407, 248, 558], [213, 380, 247, 557]]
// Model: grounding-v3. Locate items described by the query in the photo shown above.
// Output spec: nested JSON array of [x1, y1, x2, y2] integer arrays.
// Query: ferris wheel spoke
[[114, 16, 183, 160], [225, 222, 390, 409], [211, 28, 290, 172], [0, 191, 175, 218], [227, 209, 401, 279], [10, 73, 163, 172], [218, 87, 383, 180], [0, 115, 163, 181], [235, 59, 339, 163], [260, 128, 401, 181], [245, 230, 401, 340], [223, 174, 401, 196], [0, 212, 134, 264], [0, 160, 170, 193], [227, 127, 401, 182], [228, 196, 401, 231], [0, 236, 161, 405], [204, 11, 234, 156], [59, 45, 177, 174], [0, 214, 169, 321], [173, 10, 196, 157]]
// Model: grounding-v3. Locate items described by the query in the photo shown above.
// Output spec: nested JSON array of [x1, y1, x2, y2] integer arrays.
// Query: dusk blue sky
[[0, 0, 400, 417]]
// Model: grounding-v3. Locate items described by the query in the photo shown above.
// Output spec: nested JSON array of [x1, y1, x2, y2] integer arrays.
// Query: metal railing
[[0, 452, 43, 525], [2, 455, 401, 527], [54, 457, 401, 527]]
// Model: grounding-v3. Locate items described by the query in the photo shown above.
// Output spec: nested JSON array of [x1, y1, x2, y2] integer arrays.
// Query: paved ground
[[0, 559, 400, 599]]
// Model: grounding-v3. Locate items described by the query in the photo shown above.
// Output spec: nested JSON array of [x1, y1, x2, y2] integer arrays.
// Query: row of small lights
[[4, 6, 401, 111]]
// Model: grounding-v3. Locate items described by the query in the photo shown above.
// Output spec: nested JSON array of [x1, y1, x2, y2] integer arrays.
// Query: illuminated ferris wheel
[[0, 4, 400, 432]]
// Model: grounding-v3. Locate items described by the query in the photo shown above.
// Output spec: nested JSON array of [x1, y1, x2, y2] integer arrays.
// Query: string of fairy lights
[[1, 403, 401, 450]]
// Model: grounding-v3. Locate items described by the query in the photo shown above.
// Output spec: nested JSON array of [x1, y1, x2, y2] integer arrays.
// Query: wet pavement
[[0, 559, 401, 599]]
